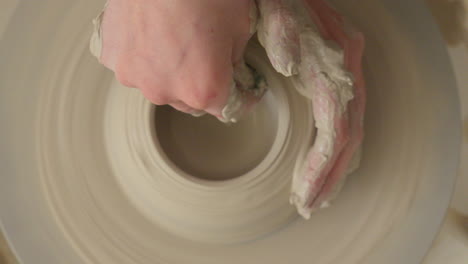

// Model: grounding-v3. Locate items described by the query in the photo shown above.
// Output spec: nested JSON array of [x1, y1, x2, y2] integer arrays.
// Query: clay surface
[[0, 0, 462, 264]]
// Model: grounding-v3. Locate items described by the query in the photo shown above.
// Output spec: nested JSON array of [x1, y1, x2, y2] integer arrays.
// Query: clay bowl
[[0, 0, 462, 263]]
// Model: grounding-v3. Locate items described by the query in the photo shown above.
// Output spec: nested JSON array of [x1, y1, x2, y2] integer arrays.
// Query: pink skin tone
[[99, 0, 364, 216], [98, 0, 255, 118], [258, 0, 365, 215], [303, 0, 365, 211]]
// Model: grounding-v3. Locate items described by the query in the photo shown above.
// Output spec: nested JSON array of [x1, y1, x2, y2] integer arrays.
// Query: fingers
[[91, 0, 260, 119], [306, 28, 366, 212], [89, 3, 107, 60], [169, 101, 207, 117], [170, 59, 265, 121], [176, 70, 232, 118], [96, 1, 124, 71], [233, 61, 257, 92], [290, 75, 352, 219], [287, 0, 365, 218], [230, 0, 259, 65], [170, 101, 195, 113], [256, 0, 301, 76], [216, 61, 267, 123], [257, 0, 365, 218], [217, 0, 263, 121]]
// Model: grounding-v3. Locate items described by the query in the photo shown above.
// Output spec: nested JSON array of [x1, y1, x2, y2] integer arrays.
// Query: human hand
[[257, 0, 366, 218], [91, 0, 260, 119]]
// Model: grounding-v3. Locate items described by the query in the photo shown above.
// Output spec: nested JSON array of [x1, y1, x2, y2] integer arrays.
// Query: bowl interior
[[0, 0, 461, 264]]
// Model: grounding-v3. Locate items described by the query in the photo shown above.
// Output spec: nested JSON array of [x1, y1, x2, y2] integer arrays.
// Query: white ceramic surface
[[0, 0, 463, 264]]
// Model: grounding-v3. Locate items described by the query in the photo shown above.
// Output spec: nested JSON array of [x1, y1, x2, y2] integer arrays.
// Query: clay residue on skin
[[88, 2, 266, 123], [89, 3, 107, 59], [220, 62, 267, 123], [1, 0, 461, 262], [256, 0, 365, 219]]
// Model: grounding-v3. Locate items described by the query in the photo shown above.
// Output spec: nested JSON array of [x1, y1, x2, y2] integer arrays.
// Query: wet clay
[[0, 0, 462, 263]]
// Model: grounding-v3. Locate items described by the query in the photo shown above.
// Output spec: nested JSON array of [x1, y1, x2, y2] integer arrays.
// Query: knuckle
[[140, 85, 169, 105], [147, 96, 168, 106], [115, 71, 134, 88], [185, 96, 210, 110], [184, 86, 222, 110], [114, 62, 134, 88], [170, 102, 193, 113], [144, 92, 168, 105]]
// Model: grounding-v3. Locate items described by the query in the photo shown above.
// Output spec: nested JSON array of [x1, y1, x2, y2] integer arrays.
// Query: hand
[[257, 0, 366, 218], [96, 0, 256, 118]]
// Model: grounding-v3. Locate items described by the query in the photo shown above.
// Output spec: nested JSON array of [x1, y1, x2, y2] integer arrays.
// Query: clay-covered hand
[[95, 0, 258, 118], [257, 0, 366, 218]]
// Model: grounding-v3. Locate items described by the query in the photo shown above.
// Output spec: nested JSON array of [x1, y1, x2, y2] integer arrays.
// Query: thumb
[[256, 0, 301, 77]]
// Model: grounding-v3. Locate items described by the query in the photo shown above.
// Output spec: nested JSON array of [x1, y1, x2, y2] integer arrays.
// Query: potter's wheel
[[0, 0, 462, 264]]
